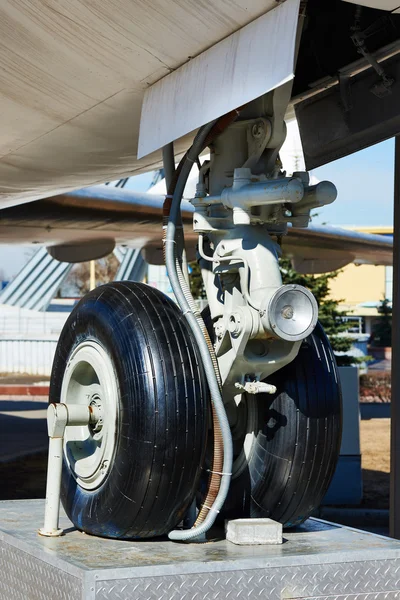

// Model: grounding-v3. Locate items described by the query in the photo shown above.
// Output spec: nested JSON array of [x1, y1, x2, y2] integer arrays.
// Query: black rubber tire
[[202, 308, 342, 528], [50, 282, 208, 539]]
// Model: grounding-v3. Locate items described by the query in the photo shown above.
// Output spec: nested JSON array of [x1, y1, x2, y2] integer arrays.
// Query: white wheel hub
[[60, 341, 119, 490]]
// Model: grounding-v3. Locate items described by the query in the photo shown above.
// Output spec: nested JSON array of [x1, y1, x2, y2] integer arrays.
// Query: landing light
[[262, 284, 318, 342]]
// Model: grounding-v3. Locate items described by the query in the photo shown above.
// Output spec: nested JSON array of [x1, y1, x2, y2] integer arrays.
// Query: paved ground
[[0, 395, 48, 462], [368, 358, 391, 371]]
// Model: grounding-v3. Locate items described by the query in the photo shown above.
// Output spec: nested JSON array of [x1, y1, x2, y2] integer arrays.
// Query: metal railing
[[0, 336, 58, 376]]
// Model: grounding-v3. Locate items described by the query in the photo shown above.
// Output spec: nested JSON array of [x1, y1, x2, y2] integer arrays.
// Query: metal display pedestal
[[1, 500, 400, 600]]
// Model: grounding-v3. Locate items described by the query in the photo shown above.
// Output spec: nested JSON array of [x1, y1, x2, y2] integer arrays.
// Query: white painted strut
[[38, 403, 91, 537]]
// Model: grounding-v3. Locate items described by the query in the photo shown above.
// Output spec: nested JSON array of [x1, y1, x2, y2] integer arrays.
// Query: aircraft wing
[[282, 224, 393, 274], [0, 186, 392, 272]]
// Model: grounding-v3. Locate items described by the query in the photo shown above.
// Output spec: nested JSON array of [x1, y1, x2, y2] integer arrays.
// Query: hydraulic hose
[[162, 143, 175, 190], [162, 148, 224, 531], [163, 112, 240, 534], [175, 258, 224, 527], [164, 118, 236, 541]]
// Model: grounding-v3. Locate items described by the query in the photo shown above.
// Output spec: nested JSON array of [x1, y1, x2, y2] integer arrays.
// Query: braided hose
[[175, 263, 224, 526], [162, 111, 240, 540], [162, 213, 224, 529]]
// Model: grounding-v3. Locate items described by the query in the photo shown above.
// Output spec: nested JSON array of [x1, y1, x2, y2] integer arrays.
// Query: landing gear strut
[[41, 91, 342, 542], [163, 92, 342, 537]]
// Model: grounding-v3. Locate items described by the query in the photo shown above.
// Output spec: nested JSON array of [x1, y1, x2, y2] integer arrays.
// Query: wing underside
[[0, 187, 392, 272]]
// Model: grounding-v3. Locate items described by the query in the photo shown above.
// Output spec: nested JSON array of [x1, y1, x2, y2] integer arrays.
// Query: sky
[[123, 137, 396, 227], [311, 138, 395, 227], [0, 137, 396, 281]]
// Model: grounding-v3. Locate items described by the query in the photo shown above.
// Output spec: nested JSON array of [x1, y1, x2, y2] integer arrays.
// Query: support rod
[[39, 403, 91, 537], [39, 436, 64, 537]]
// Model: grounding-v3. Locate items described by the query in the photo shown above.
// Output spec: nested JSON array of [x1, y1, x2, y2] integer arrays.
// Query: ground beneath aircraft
[[0, 418, 391, 512], [362, 418, 390, 510]]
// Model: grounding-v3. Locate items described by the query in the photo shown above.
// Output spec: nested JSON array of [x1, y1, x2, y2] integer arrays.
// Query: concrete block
[[225, 518, 283, 545]]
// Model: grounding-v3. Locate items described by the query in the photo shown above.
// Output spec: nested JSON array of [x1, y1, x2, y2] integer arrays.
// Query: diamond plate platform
[[1, 500, 400, 600]]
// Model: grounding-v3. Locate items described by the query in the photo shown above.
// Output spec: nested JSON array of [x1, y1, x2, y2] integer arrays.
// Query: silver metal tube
[[66, 404, 90, 426], [206, 177, 304, 207], [228, 178, 304, 207], [294, 181, 337, 212]]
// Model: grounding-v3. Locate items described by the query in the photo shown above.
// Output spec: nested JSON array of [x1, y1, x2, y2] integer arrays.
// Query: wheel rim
[[60, 340, 119, 490]]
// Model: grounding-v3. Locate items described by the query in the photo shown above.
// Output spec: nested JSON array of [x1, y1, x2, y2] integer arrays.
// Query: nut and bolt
[[214, 321, 224, 340], [251, 122, 264, 138], [89, 397, 104, 433], [100, 460, 109, 474], [229, 313, 242, 336]]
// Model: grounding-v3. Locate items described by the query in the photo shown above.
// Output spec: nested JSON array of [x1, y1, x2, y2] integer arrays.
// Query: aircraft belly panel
[[0, 0, 271, 207], [138, 0, 299, 158], [342, 0, 400, 10]]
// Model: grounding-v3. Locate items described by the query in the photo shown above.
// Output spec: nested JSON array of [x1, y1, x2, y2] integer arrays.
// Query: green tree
[[279, 257, 357, 365], [189, 261, 207, 299], [372, 298, 392, 347]]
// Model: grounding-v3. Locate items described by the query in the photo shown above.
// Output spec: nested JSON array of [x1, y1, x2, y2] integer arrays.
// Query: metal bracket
[[243, 118, 272, 171], [38, 403, 95, 537], [351, 11, 395, 99]]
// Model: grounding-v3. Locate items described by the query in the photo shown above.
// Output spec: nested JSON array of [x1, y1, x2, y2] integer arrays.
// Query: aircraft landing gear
[[162, 91, 342, 538], [41, 91, 342, 542]]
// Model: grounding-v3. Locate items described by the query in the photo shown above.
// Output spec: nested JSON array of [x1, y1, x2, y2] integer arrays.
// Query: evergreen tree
[[279, 257, 357, 365], [189, 261, 207, 299], [372, 298, 392, 347]]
